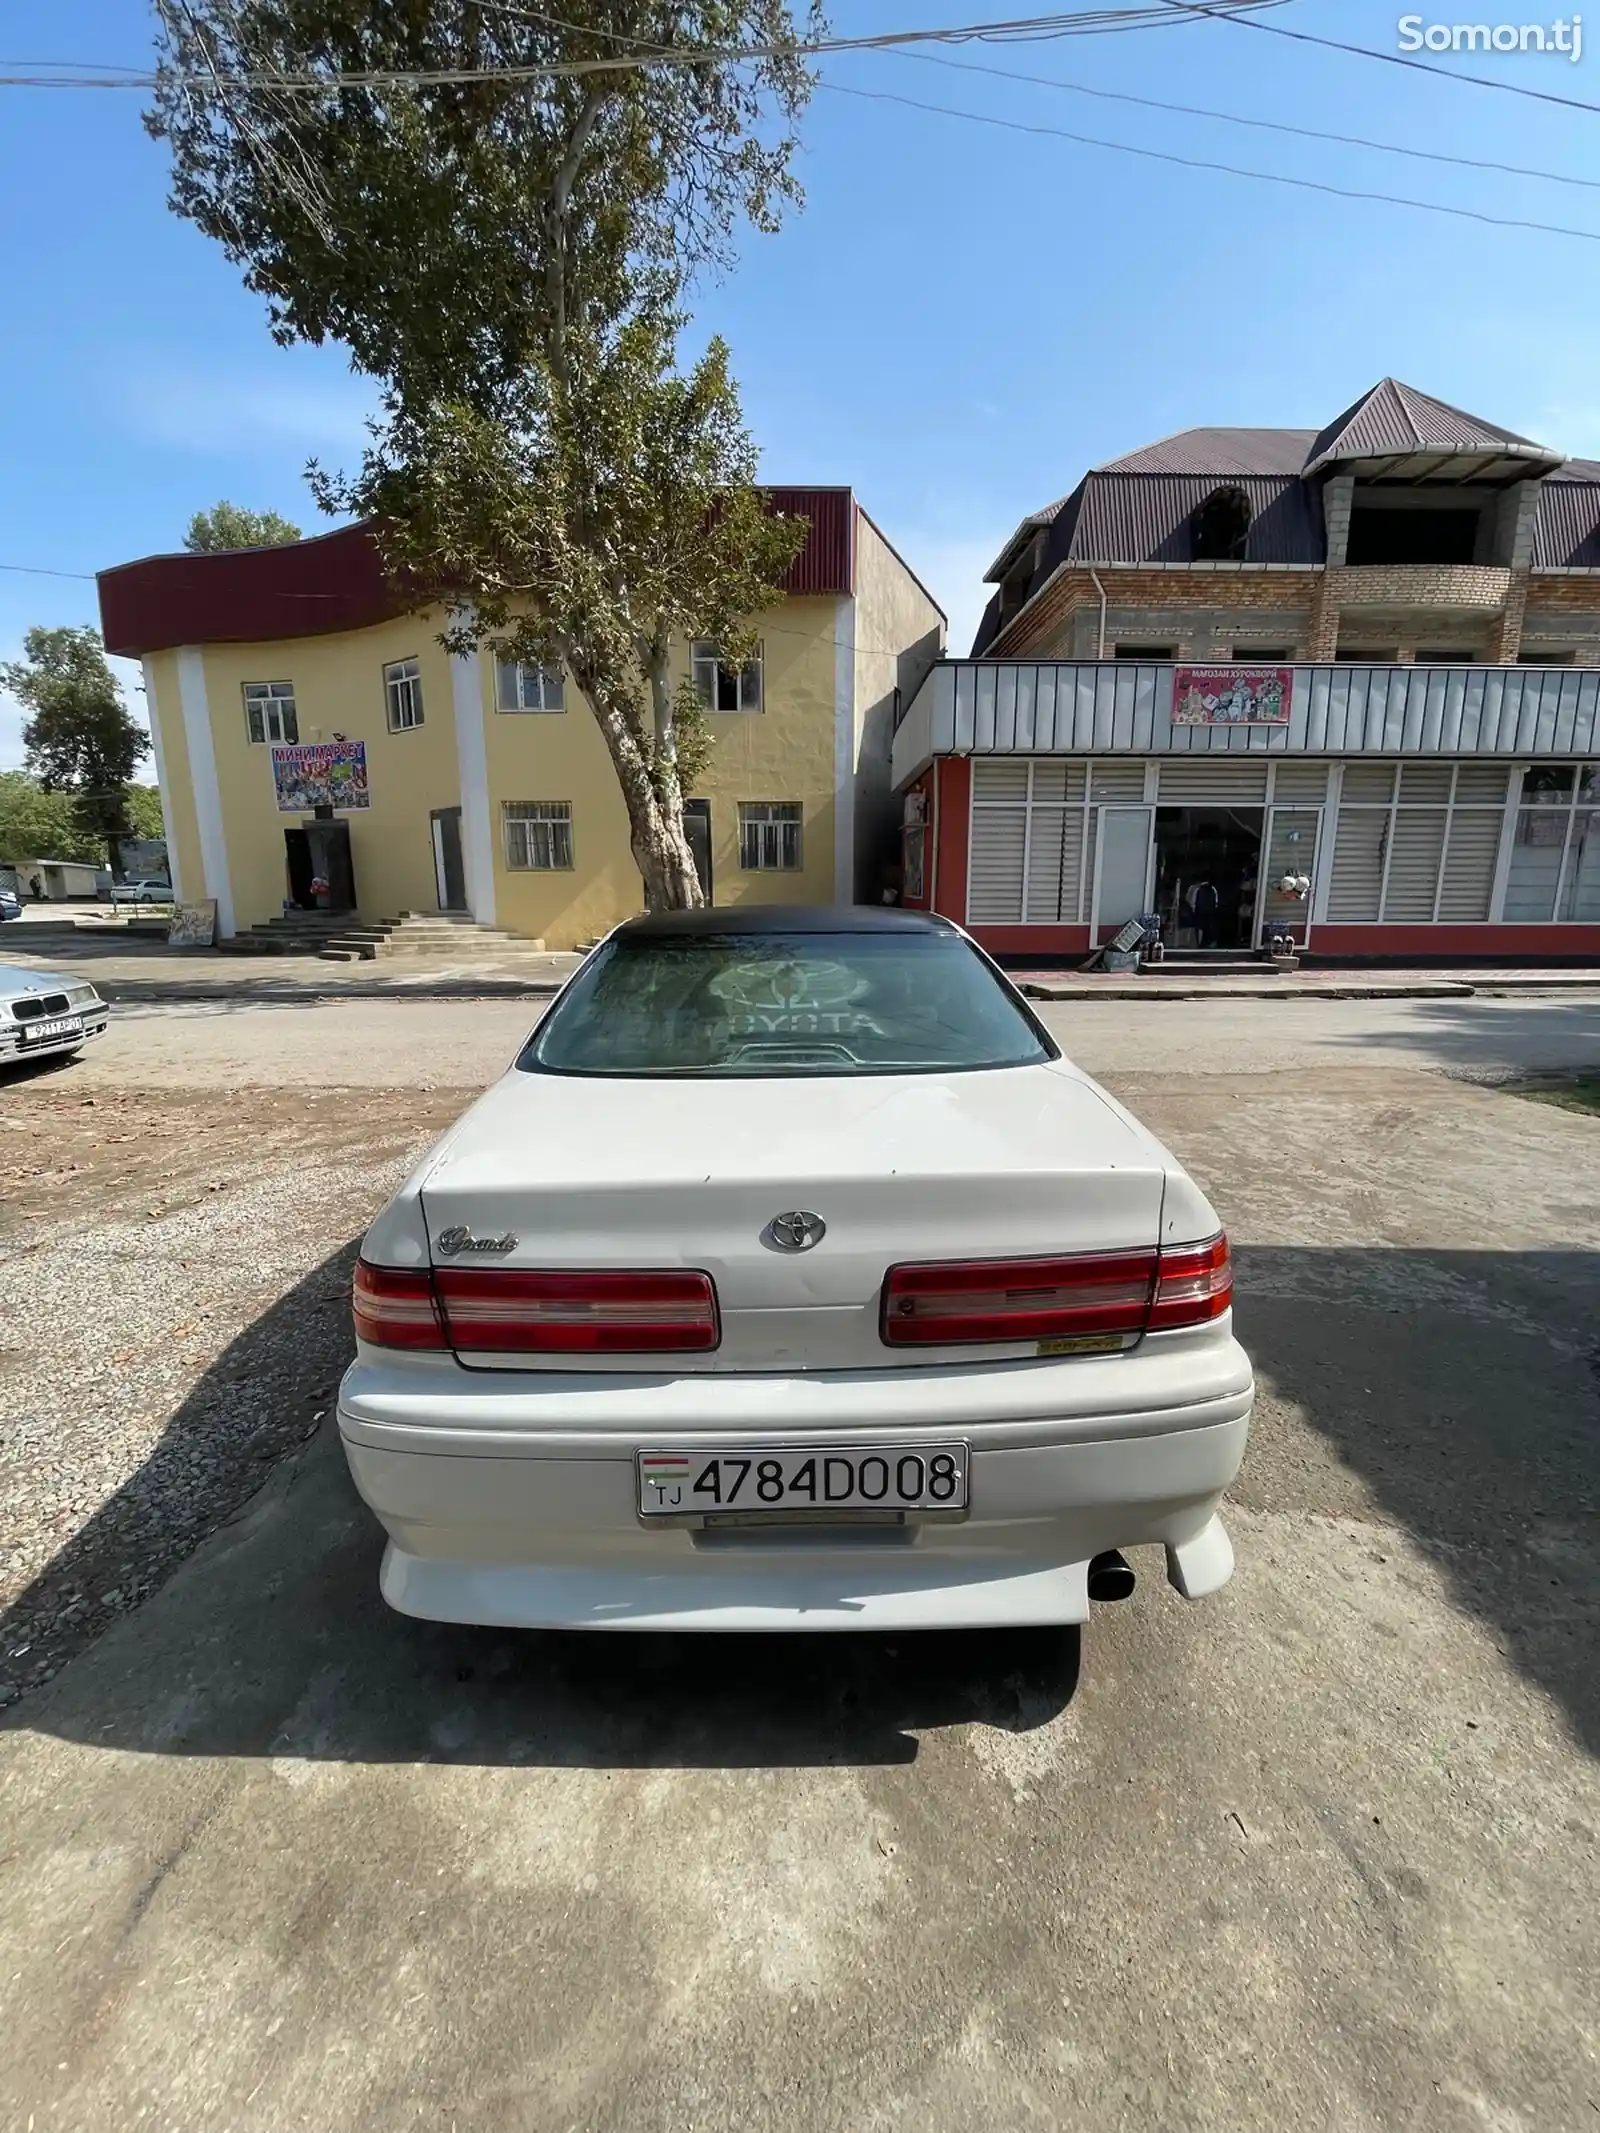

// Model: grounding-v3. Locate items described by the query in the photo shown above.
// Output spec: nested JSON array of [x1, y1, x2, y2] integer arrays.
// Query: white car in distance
[[339, 909, 1253, 1635]]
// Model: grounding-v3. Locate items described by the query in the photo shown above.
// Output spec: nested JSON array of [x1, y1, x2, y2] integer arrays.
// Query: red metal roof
[[98, 489, 856, 656]]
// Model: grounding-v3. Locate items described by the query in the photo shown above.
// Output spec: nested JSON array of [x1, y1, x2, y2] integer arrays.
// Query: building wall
[[851, 515, 946, 900], [198, 615, 460, 930], [993, 560, 1600, 670]]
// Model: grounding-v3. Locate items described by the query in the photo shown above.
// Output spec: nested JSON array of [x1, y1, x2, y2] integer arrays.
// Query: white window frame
[[384, 656, 425, 732], [243, 680, 298, 745], [1495, 761, 1599, 924], [693, 639, 764, 714], [738, 801, 802, 871], [502, 800, 573, 871], [495, 658, 566, 713]]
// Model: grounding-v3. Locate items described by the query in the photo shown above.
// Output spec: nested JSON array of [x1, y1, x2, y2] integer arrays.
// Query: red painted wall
[[1310, 925, 1600, 958], [932, 756, 971, 923], [968, 926, 1093, 956]]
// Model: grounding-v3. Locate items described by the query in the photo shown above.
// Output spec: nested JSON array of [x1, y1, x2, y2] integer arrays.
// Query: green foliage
[[0, 626, 150, 865], [184, 500, 303, 551], [124, 783, 167, 840], [0, 772, 103, 866], [148, 0, 819, 906]]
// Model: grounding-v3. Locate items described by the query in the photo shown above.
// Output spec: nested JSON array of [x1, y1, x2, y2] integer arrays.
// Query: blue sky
[[5, 0, 1600, 765]]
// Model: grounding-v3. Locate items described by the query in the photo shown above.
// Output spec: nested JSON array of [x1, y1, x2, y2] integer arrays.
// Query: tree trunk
[[580, 668, 705, 912]]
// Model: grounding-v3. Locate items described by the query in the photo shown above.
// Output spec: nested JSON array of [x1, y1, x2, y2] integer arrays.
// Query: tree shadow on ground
[[3, 1241, 1594, 1768], [1320, 994, 1600, 1074]]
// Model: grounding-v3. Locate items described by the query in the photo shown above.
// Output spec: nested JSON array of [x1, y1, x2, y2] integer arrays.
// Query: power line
[[0, 1, 1288, 89], [904, 46, 1600, 194], [0, 562, 97, 581], [1160, 0, 1600, 118], [814, 74, 1600, 244]]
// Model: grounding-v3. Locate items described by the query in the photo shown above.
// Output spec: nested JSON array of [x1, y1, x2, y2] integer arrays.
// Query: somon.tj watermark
[[1398, 14, 1584, 58]]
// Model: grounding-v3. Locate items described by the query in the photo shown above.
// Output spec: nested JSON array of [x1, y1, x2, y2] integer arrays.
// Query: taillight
[[1148, 1234, 1233, 1329], [353, 1260, 445, 1350], [879, 1233, 1232, 1348], [882, 1249, 1158, 1347], [434, 1268, 720, 1353]]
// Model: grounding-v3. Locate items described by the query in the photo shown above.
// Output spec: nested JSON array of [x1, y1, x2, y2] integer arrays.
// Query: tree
[[184, 500, 303, 551], [124, 784, 167, 840], [148, 2, 818, 908], [0, 627, 150, 870], [0, 773, 103, 867]]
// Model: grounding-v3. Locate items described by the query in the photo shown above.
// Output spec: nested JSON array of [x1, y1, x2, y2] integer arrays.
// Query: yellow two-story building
[[98, 488, 945, 947]]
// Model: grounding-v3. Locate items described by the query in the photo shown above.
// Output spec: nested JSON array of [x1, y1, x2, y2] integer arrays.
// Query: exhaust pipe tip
[[1086, 1549, 1136, 1604]]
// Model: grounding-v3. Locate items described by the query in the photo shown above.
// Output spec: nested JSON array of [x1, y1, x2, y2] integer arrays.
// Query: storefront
[[891, 659, 1600, 960]]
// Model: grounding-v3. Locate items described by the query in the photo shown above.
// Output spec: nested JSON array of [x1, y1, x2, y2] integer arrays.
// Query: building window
[[1503, 765, 1599, 922], [495, 658, 566, 712], [502, 800, 573, 871], [1518, 650, 1577, 665], [739, 802, 802, 871], [1416, 649, 1478, 665], [243, 681, 298, 745], [384, 657, 425, 731], [1191, 486, 1252, 562], [1231, 648, 1291, 663], [1113, 645, 1174, 661], [692, 640, 763, 712]]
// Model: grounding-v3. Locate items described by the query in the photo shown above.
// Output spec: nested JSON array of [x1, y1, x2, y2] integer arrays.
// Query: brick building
[[892, 380, 1600, 960]]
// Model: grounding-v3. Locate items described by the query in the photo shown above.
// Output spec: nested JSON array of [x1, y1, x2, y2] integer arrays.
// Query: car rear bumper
[[337, 1346, 1253, 1630]]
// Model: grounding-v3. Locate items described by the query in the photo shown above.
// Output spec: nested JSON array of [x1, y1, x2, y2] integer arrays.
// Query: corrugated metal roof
[[1063, 473, 1323, 566], [1097, 428, 1316, 476], [1303, 379, 1558, 475], [1532, 472, 1600, 566]]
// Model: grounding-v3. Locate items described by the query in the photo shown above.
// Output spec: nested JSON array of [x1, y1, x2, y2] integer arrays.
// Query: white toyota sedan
[[338, 909, 1252, 1633]]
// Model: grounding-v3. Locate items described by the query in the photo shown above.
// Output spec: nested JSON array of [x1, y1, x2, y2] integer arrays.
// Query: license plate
[[637, 1442, 969, 1520], [20, 1017, 82, 1044]]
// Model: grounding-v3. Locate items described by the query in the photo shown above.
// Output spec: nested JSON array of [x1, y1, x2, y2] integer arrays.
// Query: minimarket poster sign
[[270, 741, 371, 812], [1173, 666, 1293, 727]]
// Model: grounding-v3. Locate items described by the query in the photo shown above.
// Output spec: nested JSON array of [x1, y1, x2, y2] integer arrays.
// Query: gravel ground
[[0, 1082, 471, 1703]]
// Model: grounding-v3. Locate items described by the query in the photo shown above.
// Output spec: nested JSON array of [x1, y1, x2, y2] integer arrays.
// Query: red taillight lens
[[353, 1259, 445, 1350], [882, 1249, 1159, 1347], [433, 1268, 720, 1353], [1147, 1234, 1233, 1330], [880, 1233, 1232, 1348]]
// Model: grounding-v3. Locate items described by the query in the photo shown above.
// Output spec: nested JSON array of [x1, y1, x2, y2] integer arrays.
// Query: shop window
[[738, 802, 802, 871], [692, 640, 763, 713], [503, 800, 573, 870], [495, 659, 565, 712], [384, 657, 425, 732], [1502, 766, 1598, 921], [243, 680, 298, 745]]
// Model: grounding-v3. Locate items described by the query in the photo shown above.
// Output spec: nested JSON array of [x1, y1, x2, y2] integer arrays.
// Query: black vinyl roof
[[614, 906, 955, 939]]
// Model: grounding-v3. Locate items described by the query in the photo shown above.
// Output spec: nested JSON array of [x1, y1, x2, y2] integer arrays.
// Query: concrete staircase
[[221, 911, 540, 961]]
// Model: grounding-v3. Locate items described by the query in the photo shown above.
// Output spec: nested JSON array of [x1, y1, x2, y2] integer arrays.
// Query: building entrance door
[[683, 798, 713, 903], [1094, 806, 1153, 939], [431, 807, 468, 912], [1153, 807, 1263, 951], [285, 819, 356, 914]]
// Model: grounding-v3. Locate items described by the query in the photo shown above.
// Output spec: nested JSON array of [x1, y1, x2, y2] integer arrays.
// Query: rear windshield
[[519, 930, 1056, 1078]]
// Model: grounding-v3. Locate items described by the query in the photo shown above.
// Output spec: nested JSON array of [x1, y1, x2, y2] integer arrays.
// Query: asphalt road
[[0, 995, 1595, 2133]]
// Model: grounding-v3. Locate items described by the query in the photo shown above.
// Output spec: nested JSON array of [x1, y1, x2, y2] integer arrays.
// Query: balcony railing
[[892, 659, 1600, 785]]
